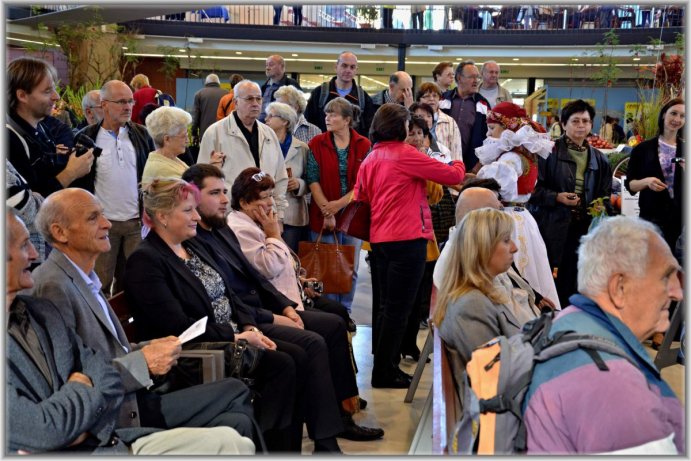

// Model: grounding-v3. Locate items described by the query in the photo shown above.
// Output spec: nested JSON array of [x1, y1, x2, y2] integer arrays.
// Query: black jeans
[[371, 238, 427, 380]]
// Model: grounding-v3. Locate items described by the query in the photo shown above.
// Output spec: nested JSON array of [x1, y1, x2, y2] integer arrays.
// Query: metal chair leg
[[405, 328, 434, 403]]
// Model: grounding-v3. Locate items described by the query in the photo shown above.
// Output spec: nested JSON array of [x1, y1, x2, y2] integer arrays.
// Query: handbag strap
[[314, 228, 341, 252]]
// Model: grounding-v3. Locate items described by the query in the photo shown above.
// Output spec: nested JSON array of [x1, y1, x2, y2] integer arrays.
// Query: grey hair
[[205, 73, 220, 84], [454, 60, 477, 80], [81, 90, 100, 113], [481, 60, 499, 74], [35, 191, 70, 245], [233, 80, 261, 98], [577, 216, 662, 297], [274, 85, 307, 114], [266, 101, 298, 132], [100, 80, 127, 101], [145, 106, 192, 148]]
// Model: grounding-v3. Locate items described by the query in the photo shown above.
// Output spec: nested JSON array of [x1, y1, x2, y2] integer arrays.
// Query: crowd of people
[[6, 47, 685, 455]]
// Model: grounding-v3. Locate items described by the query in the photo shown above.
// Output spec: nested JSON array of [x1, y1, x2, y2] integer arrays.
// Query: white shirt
[[479, 85, 499, 108], [94, 126, 140, 221]]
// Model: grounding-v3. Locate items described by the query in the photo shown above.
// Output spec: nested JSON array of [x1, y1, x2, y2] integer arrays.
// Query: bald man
[[372, 71, 414, 108], [259, 55, 302, 122], [304, 51, 376, 136], [433, 185, 555, 313]]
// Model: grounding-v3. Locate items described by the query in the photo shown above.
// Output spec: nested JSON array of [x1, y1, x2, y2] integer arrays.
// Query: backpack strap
[[222, 98, 233, 116], [6, 122, 31, 160], [318, 81, 330, 112]]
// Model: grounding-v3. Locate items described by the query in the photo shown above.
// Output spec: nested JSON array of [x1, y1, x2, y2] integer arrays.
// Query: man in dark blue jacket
[[440, 60, 490, 171]]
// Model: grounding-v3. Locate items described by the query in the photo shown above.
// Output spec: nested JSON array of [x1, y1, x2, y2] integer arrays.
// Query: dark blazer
[[123, 231, 260, 342], [624, 136, 683, 245], [260, 74, 302, 108], [188, 225, 297, 319], [31, 249, 152, 429], [529, 136, 612, 267], [8, 295, 154, 453], [72, 120, 155, 193], [441, 89, 490, 170]]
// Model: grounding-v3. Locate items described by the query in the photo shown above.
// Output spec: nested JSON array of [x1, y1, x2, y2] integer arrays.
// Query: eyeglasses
[[265, 113, 283, 121], [238, 96, 263, 103], [252, 171, 268, 182], [103, 99, 135, 106], [460, 75, 481, 81]]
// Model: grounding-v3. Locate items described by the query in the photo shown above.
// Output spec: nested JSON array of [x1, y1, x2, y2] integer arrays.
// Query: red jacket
[[132, 86, 158, 124], [307, 129, 371, 233], [354, 141, 465, 243]]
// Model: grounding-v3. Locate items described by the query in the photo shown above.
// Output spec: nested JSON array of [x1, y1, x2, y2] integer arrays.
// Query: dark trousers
[[260, 313, 345, 443], [382, 7, 394, 28], [138, 378, 255, 439], [293, 6, 303, 25], [555, 218, 590, 307], [370, 250, 381, 354], [273, 5, 283, 25], [412, 12, 424, 29], [371, 239, 427, 380], [400, 260, 435, 357]]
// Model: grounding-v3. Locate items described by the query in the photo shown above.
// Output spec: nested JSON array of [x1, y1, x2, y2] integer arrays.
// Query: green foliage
[[356, 6, 378, 24], [157, 46, 181, 84], [59, 83, 101, 120]]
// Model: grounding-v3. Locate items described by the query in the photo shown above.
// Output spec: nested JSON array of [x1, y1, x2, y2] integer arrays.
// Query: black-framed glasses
[[103, 98, 135, 106], [252, 171, 268, 182]]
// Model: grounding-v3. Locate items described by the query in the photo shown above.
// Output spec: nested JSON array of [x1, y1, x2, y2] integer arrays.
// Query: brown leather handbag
[[297, 230, 355, 294]]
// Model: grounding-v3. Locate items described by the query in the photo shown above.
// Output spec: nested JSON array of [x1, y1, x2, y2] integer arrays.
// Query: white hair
[[577, 216, 662, 297], [205, 73, 220, 84], [274, 85, 307, 114], [145, 106, 192, 148], [266, 101, 298, 132], [233, 80, 261, 98]]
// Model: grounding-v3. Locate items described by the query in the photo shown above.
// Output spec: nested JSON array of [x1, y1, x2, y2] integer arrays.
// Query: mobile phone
[[286, 167, 293, 178]]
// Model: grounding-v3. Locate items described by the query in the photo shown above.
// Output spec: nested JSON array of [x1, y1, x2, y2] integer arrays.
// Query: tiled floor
[[302, 252, 433, 455]]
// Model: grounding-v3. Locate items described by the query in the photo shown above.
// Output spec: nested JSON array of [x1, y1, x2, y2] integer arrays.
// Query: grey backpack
[[451, 310, 635, 454]]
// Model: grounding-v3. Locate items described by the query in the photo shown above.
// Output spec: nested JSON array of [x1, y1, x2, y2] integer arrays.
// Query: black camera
[[671, 157, 684, 164], [73, 133, 103, 158], [304, 281, 324, 293]]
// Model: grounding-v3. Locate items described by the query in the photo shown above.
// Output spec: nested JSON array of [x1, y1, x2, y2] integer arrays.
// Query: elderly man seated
[[7, 208, 253, 454], [30, 189, 260, 450], [524, 216, 684, 454]]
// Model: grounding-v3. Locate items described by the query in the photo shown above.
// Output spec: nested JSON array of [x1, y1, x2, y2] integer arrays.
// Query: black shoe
[[314, 437, 342, 453], [401, 348, 421, 361], [346, 318, 357, 333], [371, 374, 411, 389], [337, 415, 385, 441], [395, 368, 413, 380], [359, 397, 367, 410]]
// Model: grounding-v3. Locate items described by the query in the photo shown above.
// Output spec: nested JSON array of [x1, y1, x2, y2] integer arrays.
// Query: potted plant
[[356, 6, 378, 28]]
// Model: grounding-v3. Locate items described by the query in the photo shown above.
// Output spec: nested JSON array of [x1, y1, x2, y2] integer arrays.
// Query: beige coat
[[198, 113, 289, 219], [284, 136, 310, 227]]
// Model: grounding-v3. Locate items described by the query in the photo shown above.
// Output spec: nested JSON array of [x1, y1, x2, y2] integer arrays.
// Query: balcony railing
[[140, 4, 684, 31]]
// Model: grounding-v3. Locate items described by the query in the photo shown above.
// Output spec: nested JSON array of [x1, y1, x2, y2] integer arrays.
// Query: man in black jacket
[[73, 80, 156, 296], [181, 164, 385, 445], [304, 51, 376, 137], [259, 55, 302, 122]]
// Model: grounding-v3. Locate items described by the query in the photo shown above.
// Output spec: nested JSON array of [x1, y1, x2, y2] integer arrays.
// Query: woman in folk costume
[[475, 102, 560, 309]]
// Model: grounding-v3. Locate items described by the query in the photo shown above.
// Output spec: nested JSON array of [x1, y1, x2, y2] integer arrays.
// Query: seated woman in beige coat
[[434, 207, 538, 372]]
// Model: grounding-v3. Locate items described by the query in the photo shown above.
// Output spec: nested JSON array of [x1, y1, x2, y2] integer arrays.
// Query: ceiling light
[[122, 46, 128, 50], [572, 58, 579, 61], [236, 51, 242, 55], [179, 48, 186, 53], [292, 53, 298, 57], [512, 58, 519, 61], [633, 57, 641, 61]]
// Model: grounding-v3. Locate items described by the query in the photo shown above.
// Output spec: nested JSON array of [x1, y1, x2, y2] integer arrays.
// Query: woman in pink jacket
[[354, 103, 465, 388]]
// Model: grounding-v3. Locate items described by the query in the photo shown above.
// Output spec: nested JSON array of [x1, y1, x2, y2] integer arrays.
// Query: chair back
[[108, 291, 137, 342]]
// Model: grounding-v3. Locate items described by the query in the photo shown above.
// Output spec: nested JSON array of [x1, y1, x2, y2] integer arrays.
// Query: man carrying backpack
[[304, 51, 376, 137], [523, 216, 684, 454]]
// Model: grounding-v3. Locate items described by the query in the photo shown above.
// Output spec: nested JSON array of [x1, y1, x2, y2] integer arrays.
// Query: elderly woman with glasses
[[415, 82, 463, 164], [273, 85, 322, 144], [354, 103, 465, 388], [142, 106, 193, 183], [264, 102, 310, 251], [306, 97, 371, 313]]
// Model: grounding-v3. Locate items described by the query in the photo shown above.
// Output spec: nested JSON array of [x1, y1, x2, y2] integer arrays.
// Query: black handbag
[[225, 339, 264, 385]]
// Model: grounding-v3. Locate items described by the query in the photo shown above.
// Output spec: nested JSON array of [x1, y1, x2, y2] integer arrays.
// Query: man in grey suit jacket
[[7, 208, 253, 454], [30, 189, 258, 446]]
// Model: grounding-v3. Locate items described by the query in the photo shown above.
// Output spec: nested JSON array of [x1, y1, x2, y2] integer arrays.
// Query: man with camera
[[7, 57, 94, 198], [74, 79, 156, 296]]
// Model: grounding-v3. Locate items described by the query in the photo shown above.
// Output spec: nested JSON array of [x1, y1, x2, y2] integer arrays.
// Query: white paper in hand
[[178, 316, 208, 344]]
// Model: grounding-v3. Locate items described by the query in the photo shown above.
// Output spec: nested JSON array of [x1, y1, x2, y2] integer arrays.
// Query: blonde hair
[[141, 178, 200, 229], [130, 74, 150, 90], [433, 208, 514, 326]]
